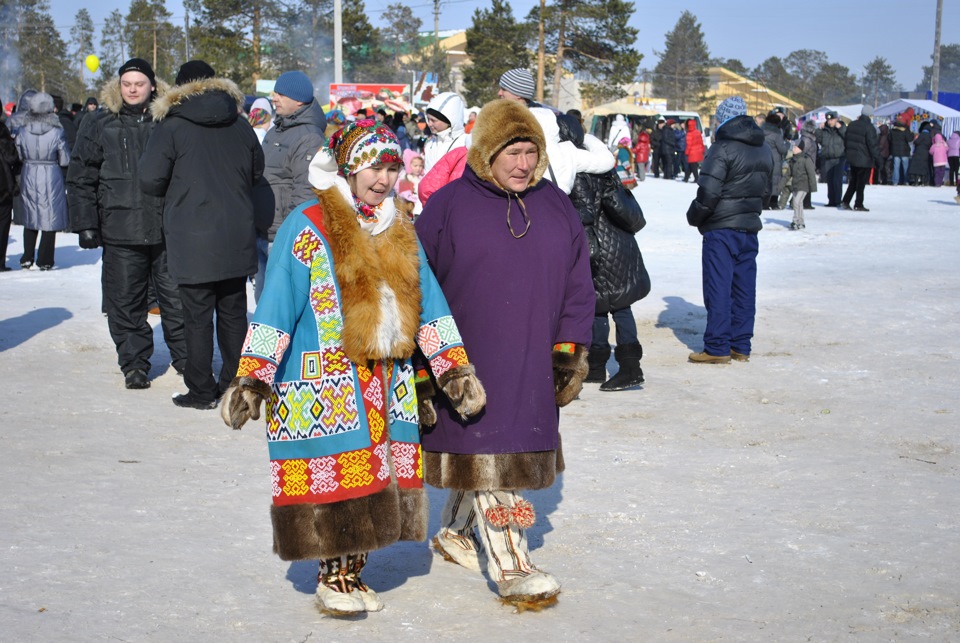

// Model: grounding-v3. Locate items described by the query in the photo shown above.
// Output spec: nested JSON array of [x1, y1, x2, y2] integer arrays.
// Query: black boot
[[585, 346, 610, 383], [600, 343, 644, 391]]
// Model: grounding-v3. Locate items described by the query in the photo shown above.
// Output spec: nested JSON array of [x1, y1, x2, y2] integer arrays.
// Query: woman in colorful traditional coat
[[415, 99, 594, 610], [220, 120, 486, 617]]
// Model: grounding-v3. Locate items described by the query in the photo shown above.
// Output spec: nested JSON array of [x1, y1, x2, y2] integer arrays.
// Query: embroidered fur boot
[[316, 553, 381, 615], [433, 491, 484, 572]]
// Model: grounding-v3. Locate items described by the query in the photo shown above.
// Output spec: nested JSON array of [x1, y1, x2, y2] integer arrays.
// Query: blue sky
[[48, 0, 957, 90]]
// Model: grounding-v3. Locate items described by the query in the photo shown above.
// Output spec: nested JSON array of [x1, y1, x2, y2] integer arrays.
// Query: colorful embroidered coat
[[237, 189, 469, 560]]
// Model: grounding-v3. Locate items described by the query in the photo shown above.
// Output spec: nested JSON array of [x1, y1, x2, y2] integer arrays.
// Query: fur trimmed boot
[[599, 343, 644, 391], [585, 346, 610, 383], [316, 553, 379, 616]]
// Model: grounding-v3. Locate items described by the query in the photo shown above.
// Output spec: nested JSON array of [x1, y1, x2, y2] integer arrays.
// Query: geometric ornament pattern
[[292, 227, 323, 267], [243, 323, 291, 364]]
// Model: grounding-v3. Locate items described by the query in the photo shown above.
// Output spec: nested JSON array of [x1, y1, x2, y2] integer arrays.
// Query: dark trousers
[[22, 228, 56, 267], [102, 243, 186, 375], [591, 307, 638, 350], [701, 229, 759, 356], [0, 205, 10, 268], [823, 158, 844, 206], [178, 277, 248, 401], [949, 157, 959, 185], [659, 150, 675, 179], [842, 166, 872, 208], [683, 162, 700, 183], [651, 149, 661, 177]]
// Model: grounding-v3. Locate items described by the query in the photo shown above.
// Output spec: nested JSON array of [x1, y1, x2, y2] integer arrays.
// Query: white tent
[[799, 104, 864, 124], [873, 98, 960, 137]]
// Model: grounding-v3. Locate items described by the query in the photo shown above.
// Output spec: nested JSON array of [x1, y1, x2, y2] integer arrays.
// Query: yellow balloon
[[85, 55, 100, 73]]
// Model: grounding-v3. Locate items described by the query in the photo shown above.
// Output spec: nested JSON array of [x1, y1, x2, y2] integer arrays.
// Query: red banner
[[329, 84, 411, 116]]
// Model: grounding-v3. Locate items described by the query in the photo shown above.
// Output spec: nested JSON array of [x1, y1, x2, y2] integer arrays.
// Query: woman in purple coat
[[415, 99, 595, 609]]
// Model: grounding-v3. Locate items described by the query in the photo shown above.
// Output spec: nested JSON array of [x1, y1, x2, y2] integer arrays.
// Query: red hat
[[665, 119, 675, 125], [3, 102, 13, 117]]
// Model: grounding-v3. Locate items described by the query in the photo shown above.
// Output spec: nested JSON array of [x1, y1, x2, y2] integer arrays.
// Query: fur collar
[[150, 77, 244, 121], [466, 98, 548, 190], [100, 78, 172, 115], [313, 185, 422, 364]]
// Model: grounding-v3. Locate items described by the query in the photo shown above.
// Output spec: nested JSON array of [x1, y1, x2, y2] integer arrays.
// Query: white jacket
[[530, 107, 615, 194], [423, 92, 469, 172]]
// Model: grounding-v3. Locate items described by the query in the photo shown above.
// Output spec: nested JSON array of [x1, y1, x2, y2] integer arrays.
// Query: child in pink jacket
[[947, 131, 960, 187], [930, 132, 949, 187]]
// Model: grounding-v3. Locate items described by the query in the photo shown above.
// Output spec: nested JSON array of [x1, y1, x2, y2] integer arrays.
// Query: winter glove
[[553, 343, 588, 407], [220, 376, 272, 430], [437, 364, 486, 420], [78, 229, 101, 249], [414, 369, 438, 428]]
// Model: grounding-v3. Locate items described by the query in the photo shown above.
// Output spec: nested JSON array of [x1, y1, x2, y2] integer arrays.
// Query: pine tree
[[70, 8, 95, 89], [127, 0, 184, 83], [916, 43, 960, 93], [653, 10, 709, 111], [13, 0, 74, 98], [812, 62, 858, 106], [863, 56, 899, 107], [99, 9, 128, 91], [784, 49, 827, 108], [381, 3, 422, 73], [532, 0, 640, 107], [462, 0, 530, 106]]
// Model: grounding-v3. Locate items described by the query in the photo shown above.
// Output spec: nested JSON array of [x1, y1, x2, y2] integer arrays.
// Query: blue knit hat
[[274, 71, 314, 103], [714, 95, 748, 131]]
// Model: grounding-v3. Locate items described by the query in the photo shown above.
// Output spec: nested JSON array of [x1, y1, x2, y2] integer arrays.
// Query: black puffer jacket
[[889, 124, 913, 157], [686, 115, 773, 234], [67, 81, 168, 244], [0, 120, 18, 208], [843, 115, 881, 168], [559, 114, 650, 313], [139, 77, 264, 285], [816, 123, 846, 160]]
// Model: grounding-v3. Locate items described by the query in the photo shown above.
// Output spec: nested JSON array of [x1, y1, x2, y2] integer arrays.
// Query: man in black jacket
[[686, 95, 773, 364], [67, 58, 186, 390], [839, 105, 881, 211], [816, 111, 846, 206], [139, 60, 264, 410]]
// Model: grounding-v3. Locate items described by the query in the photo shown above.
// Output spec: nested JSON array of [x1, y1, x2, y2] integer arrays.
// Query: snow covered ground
[[2, 179, 959, 641]]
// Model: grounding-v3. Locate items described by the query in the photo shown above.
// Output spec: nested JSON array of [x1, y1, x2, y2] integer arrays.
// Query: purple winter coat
[[416, 165, 594, 455]]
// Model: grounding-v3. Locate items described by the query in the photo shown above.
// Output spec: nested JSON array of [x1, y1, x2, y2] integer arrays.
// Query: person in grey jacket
[[252, 70, 326, 302], [11, 92, 70, 270]]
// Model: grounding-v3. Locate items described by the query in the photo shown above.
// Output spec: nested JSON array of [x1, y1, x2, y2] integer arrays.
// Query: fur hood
[[100, 77, 172, 114], [466, 99, 548, 190], [150, 76, 244, 122]]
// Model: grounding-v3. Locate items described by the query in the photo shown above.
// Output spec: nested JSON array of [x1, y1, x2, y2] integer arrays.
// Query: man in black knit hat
[[68, 57, 187, 390]]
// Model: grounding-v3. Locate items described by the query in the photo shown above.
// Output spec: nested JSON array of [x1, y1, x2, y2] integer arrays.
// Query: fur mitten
[[437, 364, 487, 419], [553, 343, 588, 406], [220, 376, 272, 430], [415, 372, 438, 428]]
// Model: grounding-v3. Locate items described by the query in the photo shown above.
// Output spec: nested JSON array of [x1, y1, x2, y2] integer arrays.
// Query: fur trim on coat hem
[[423, 442, 564, 491], [270, 485, 427, 560]]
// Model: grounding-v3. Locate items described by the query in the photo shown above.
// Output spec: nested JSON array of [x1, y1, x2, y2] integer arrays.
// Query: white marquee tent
[[799, 104, 864, 124], [873, 98, 960, 137]]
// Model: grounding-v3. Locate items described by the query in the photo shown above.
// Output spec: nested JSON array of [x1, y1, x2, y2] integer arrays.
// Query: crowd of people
[[1, 58, 957, 618]]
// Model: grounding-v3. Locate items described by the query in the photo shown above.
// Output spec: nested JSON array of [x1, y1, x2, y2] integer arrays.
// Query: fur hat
[[274, 70, 314, 103], [498, 68, 536, 101], [175, 60, 215, 85], [328, 118, 402, 177], [466, 99, 548, 190], [118, 57, 156, 86], [27, 92, 55, 115], [714, 95, 748, 131]]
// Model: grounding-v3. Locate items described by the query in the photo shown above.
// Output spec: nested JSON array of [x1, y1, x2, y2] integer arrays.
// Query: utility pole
[[931, 0, 942, 101], [334, 0, 342, 83], [153, 21, 157, 71], [536, 0, 545, 102], [184, 9, 190, 61]]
